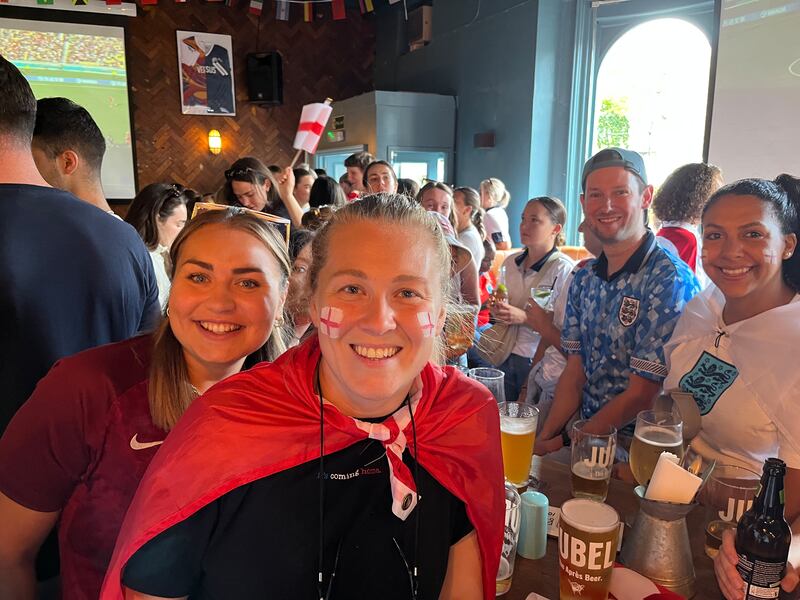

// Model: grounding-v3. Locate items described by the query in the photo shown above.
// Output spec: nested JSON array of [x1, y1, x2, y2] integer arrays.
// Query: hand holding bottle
[[714, 458, 798, 599], [715, 530, 798, 599]]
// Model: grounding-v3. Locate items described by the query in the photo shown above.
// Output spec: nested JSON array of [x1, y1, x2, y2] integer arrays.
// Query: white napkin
[[644, 452, 701, 504]]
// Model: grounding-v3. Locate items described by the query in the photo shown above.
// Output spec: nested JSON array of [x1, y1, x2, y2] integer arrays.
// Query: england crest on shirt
[[618, 296, 640, 327]]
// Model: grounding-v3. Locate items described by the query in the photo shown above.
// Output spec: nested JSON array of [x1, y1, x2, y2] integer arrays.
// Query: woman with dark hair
[[453, 186, 486, 265], [286, 228, 316, 346], [661, 175, 800, 600], [125, 183, 192, 308], [418, 182, 479, 307], [221, 157, 304, 228], [293, 167, 315, 211], [103, 195, 503, 600], [397, 178, 420, 199], [309, 175, 346, 209], [653, 162, 723, 288], [0, 208, 290, 600], [364, 160, 398, 194], [418, 181, 458, 231], [484, 197, 574, 402]]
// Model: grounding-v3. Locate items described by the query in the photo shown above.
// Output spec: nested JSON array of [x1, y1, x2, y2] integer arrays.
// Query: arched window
[[592, 18, 712, 188]]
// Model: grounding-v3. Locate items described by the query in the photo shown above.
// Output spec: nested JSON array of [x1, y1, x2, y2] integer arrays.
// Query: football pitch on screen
[[22, 65, 131, 145]]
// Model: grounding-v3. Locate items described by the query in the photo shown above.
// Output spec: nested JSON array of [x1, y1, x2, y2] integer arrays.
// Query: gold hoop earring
[[165, 306, 170, 318]]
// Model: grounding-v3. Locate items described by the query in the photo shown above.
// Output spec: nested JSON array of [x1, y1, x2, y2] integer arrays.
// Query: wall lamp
[[208, 129, 222, 155]]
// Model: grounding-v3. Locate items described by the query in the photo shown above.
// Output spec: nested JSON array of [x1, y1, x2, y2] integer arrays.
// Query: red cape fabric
[[101, 338, 505, 599]]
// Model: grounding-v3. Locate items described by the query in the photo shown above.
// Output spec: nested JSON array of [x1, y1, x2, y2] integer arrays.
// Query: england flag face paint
[[763, 249, 780, 264], [319, 306, 344, 339], [417, 311, 435, 338]]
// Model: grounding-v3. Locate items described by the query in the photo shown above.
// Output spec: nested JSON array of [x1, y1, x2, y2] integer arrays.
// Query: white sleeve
[[486, 208, 510, 245], [484, 210, 500, 239]]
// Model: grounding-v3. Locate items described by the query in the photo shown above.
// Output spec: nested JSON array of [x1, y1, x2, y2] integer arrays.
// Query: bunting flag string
[[275, 0, 289, 20], [33, 0, 408, 22], [331, 0, 345, 20]]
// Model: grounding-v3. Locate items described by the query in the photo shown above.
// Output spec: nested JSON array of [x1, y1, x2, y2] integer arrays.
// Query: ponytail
[[774, 174, 800, 292], [480, 178, 510, 208], [454, 186, 486, 240], [472, 208, 486, 241]]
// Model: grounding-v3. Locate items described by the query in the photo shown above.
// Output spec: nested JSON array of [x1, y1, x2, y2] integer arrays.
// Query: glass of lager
[[496, 481, 521, 595], [699, 464, 760, 558], [558, 499, 619, 600], [629, 410, 683, 487], [498, 402, 539, 487], [570, 421, 616, 502], [468, 367, 506, 404]]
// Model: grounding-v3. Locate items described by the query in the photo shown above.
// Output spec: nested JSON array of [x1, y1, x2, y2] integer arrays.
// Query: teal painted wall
[[375, 0, 544, 245]]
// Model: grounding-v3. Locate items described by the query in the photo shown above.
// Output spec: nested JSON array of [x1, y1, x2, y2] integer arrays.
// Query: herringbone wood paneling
[[127, 3, 375, 196]]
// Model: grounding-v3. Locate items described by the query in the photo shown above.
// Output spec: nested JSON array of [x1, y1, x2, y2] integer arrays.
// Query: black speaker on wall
[[246, 52, 283, 105]]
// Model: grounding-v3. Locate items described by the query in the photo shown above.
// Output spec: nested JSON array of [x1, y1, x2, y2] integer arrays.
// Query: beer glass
[[570, 421, 616, 502], [699, 464, 760, 558], [496, 482, 522, 595], [558, 498, 619, 600], [629, 410, 683, 486], [531, 284, 554, 310], [468, 367, 506, 404], [498, 402, 539, 487]]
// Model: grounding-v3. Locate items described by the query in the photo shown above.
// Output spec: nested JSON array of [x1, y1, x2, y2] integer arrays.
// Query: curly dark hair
[[652, 163, 722, 224]]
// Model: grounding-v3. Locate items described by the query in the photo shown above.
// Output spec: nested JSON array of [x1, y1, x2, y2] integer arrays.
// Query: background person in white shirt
[[488, 197, 574, 402], [522, 221, 602, 429], [480, 177, 512, 250], [453, 186, 486, 265], [125, 183, 193, 309]]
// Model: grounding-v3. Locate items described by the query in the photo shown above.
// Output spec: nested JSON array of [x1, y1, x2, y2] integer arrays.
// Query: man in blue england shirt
[[536, 148, 699, 455]]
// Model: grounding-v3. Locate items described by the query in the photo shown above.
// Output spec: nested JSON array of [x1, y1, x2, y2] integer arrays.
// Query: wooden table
[[504, 457, 719, 599]]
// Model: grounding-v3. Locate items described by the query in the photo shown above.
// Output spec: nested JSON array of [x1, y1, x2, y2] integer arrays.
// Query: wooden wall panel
[[127, 3, 375, 195]]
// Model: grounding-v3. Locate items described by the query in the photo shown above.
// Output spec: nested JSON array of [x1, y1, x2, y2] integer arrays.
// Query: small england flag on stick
[[289, 98, 333, 168]]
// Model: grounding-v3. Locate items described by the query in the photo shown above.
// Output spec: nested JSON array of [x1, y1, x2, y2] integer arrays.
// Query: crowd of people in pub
[[0, 51, 798, 600]]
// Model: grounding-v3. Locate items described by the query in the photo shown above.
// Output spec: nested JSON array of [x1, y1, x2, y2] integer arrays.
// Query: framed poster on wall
[[177, 30, 235, 116]]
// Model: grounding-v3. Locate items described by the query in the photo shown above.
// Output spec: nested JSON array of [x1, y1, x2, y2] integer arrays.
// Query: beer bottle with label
[[735, 458, 791, 600]]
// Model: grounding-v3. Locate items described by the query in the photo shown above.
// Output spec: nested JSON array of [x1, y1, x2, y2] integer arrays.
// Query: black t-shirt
[[123, 437, 473, 599], [0, 184, 159, 434]]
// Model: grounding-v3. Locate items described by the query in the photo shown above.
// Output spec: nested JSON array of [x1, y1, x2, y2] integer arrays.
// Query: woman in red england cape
[[102, 194, 505, 600]]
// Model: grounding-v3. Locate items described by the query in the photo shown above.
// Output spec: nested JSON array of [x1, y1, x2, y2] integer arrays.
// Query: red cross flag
[[292, 98, 333, 155]]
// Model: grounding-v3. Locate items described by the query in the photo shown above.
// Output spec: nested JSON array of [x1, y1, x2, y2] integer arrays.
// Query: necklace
[[315, 367, 420, 600]]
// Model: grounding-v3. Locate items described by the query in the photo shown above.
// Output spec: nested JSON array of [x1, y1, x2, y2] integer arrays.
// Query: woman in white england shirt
[[663, 175, 800, 599]]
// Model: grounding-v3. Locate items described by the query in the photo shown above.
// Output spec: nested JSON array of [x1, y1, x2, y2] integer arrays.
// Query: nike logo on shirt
[[130, 434, 164, 451]]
